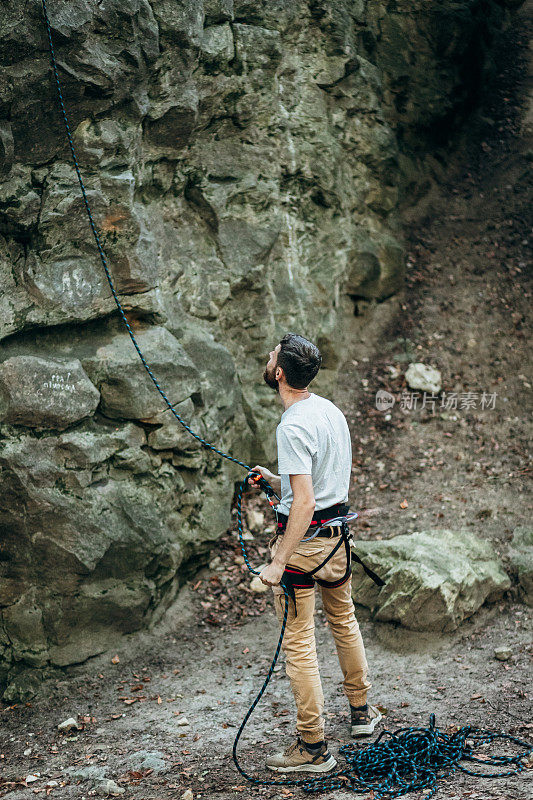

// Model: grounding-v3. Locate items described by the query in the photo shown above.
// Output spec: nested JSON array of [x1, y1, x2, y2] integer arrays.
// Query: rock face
[[0, 1, 518, 698], [0, 356, 100, 429], [351, 530, 511, 631], [80, 327, 201, 420]]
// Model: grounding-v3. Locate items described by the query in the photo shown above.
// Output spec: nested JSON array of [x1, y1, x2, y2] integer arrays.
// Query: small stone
[[250, 575, 269, 593], [46, 781, 59, 788], [494, 646, 512, 661], [405, 363, 442, 394], [96, 779, 125, 796], [26, 774, 40, 783], [66, 765, 108, 782], [113, 447, 151, 474], [24, 748, 32, 756], [58, 717, 80, 732], [176, 716, 190, 726], [245, 508, 265, 534], [208, 556, 222, 570], [127, 750, 167, 774], [235, 555, 245, 565], [181, 790, 194, 800]]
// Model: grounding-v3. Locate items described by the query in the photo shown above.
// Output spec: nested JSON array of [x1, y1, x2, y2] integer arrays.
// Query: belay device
[[40, 2, 533, 795]]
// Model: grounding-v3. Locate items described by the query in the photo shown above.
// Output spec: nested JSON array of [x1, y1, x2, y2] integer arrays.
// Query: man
[[249, 333, 381, 774]]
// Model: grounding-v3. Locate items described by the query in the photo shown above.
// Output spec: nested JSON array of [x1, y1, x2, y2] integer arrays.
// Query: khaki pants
[[269, 531, 372, 744]]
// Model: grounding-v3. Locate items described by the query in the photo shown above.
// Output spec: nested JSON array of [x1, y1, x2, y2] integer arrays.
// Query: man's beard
[[263, 365, 279, 392]]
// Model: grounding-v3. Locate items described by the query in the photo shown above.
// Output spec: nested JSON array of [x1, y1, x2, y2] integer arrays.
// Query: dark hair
[[277, 333, 322, 389]]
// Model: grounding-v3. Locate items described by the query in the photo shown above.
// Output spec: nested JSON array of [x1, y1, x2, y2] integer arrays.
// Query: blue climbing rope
[[41, 2, 532, 795]]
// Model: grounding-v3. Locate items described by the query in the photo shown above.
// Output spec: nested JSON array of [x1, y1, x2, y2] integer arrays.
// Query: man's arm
[[259, 473, 315, 587]]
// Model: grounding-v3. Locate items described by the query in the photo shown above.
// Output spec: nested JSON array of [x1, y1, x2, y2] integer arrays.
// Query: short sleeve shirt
[[275, 393, 352, 515]]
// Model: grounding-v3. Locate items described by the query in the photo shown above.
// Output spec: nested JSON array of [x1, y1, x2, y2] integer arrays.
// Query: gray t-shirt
[[275, 392, 352, 515]]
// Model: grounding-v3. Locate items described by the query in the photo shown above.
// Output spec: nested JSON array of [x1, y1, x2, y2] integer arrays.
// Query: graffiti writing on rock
[[42, 373, 77, 393]]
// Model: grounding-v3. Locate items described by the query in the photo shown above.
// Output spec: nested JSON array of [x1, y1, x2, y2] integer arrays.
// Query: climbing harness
[[40, 3, 532, 795], [272, 504, 385, 616]]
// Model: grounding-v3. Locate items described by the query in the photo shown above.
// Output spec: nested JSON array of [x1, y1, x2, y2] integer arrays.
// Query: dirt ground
[[1, 10, 532, 800]]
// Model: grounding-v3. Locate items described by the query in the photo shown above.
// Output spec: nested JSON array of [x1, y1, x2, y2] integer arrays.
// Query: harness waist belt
[[275, 502, 349, 533], [276, 509, 386, 617]]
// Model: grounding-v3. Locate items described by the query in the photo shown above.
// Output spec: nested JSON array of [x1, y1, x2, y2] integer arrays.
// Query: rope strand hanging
[[40, 0, 250, 472], [40, 2, 532, 796]]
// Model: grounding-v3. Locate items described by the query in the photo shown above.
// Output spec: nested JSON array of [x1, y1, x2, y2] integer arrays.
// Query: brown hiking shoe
[[266, 737, 337, 773], [350, 704, 382, 737]]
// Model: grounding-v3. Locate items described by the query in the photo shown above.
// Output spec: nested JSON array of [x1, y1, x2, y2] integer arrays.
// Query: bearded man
[[249, 333, 382, 774]]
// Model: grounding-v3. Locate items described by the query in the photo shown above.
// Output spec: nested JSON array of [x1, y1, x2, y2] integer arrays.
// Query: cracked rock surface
[[0, 0, 519, 698]]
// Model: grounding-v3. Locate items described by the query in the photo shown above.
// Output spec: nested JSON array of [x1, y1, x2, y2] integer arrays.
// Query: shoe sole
[[351, 710, 383, 737], [267, 755, 337, 774]]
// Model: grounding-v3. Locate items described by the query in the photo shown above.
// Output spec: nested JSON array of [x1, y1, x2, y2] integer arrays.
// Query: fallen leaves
[[121, 769, 153, 785], [187, 533, 270, 627]]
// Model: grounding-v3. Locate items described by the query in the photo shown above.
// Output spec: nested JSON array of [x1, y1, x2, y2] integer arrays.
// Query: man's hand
[[248, 465, 275, 485], [247, 465, 281, 494], [258, 560, 285, 587]]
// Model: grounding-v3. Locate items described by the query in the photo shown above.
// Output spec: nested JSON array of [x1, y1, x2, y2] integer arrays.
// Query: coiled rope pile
[[41, 2, 532, 795]]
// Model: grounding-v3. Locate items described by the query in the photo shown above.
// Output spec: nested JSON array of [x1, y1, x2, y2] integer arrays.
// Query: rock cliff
[[0, 0, 518, 698]]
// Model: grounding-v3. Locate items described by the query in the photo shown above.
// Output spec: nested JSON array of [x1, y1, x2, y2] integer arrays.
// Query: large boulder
[[508, 527, 533, 605], [351, 530, 511, 631], [0, 356, 100, 429]]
